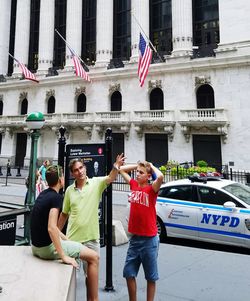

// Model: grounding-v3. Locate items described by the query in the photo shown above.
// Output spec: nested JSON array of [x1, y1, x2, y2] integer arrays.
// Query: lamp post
[[24, 112, 45, 244]]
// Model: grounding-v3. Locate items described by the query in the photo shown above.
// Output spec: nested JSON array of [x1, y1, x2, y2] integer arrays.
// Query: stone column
[[37, 0, 55, 73], [171, 0, 193, 56], [13, 0, 31, 75], [130, 0, 149, 62], [64, 0, 82, 70], [0, 0, 12, 75], [95, 0, 113, 67]]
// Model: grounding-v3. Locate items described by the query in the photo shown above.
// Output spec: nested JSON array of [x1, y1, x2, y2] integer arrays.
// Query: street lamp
[[24, 111, 45, 244]]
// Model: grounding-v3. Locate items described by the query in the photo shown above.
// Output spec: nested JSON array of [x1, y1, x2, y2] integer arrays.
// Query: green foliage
[[196, 160, 208, 168], [159, 160, 216, 178]]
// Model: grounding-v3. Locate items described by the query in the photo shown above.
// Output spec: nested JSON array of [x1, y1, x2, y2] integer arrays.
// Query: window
[[145, 134, 168, 167], [47, 96, 55, 113], [111, 91, 122, 111], [8, 0, 17, 75], [0, 134, 2, 154], [20, 99, 28, 115], [0, 101, 3, 115], [82, 0, 96, 65], [77, 94, 86, 112], [197, 186, 233, 206], [54, 0, 67, 69], [150, 0, 172, 59], [159, 185, 195, 202], [28, 0, 40, 71], [150, 88, 164, 110], [197, 84, 215, 108], [193, 0, 219, 57], [113, 0, 131, 60]]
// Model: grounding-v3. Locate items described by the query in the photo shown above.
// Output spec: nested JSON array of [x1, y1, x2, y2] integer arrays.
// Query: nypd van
[[156, 177, 250, 248]]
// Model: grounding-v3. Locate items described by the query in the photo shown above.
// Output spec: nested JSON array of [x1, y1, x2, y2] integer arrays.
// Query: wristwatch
[[113, 164, 120, 171]]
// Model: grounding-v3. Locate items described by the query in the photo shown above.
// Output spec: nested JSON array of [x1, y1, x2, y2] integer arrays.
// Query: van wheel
[[157, 217, 167, 242]]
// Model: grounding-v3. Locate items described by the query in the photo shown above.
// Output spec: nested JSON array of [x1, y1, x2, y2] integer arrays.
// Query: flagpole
[[131, 11, 164, 63], [55, 29, 89, 69]]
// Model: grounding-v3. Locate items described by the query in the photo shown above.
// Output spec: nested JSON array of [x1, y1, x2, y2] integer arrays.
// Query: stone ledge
[[0, 246, 76, 301]]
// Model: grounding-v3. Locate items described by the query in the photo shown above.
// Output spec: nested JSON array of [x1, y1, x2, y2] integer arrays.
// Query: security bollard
[[0, 166, 2, 176], [7, 161, 11, 176]]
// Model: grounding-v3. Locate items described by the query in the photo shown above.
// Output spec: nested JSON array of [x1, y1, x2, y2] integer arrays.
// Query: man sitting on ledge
[[30, 165, 99, 301]]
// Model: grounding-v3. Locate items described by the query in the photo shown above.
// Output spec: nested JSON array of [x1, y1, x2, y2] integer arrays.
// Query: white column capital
[[13, 0, 31, 75], [95, 0, 113, 67], [37, 0, 55, 74], [64, 0, 82, 70], [0, 0, 12, 75], [171, 0, 193, 57], [130, 0, 149, 63]]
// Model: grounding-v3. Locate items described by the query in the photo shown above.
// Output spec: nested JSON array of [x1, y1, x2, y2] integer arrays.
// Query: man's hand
[[61, 255, 79, 268], [114, 153, 126, 169]]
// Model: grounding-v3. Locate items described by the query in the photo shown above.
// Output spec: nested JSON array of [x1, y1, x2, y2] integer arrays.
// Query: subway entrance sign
[[65, 144, 106, 247], [0, 214, 16, 245]]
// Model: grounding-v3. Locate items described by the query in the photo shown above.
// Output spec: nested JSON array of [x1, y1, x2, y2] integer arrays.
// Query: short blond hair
[[137, 160, 152, 174]]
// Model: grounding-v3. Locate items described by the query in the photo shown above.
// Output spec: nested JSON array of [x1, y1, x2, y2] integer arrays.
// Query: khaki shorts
[[32, 240, 84, 261], [82, 239, 100, 276]]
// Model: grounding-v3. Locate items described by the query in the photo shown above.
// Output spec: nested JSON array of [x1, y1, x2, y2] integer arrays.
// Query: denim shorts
[[32, 240, 84, 260], [123, 235, 159, 282]]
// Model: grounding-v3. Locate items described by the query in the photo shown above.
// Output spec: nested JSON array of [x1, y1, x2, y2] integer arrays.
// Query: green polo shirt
[[63, 176, 108, 243]]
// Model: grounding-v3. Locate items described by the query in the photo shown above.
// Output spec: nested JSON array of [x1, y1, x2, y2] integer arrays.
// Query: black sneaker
[[0, 286, 2, 293]]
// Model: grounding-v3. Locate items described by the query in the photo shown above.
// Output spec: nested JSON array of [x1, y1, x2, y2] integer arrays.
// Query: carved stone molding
[[46, 89, 55, 101], [75, 86, 86, 97], [181, 125, 191, 143], [164, 125, 175, 142], [195, 76, 211, 86], [83, 126, 93, 140], [134, 125, 143, 140], [148, 80, 162, 93], [109, 83, 120, 95], [95, 125, 104, 139], [19, 92, 28, 101]]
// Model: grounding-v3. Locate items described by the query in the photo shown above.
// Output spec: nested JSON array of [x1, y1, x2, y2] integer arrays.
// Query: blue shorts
[[123, 235, 159, 282]]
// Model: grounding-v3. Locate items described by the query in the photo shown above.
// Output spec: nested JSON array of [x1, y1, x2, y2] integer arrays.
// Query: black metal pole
[[104, 128, 114, 291], [58, 126, 66, 171]]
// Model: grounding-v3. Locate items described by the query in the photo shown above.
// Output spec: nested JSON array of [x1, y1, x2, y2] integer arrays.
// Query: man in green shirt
[[58, 153, 125, 300]]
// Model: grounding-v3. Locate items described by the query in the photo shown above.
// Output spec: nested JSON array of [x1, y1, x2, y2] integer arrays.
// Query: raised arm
[[106, 153, 126, 185], [119, 164, 137, 184], [150, 163, 164, 193]]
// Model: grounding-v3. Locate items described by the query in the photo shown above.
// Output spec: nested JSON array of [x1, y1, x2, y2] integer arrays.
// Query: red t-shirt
[[128, 179, 158, 236]]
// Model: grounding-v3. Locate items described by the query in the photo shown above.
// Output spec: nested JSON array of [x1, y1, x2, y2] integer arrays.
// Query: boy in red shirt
[[120, 161, 164, 301]]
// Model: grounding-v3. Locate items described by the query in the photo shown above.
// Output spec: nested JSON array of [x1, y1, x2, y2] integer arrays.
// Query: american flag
[[138, 33, 152, 87], [67, 46, 91, 82], [13, 57, 39, 83]]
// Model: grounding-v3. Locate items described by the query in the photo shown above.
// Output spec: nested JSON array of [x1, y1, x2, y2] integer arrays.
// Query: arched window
[[193, 0, 219, 57], [77, 94, 87, 112], [47, 96, 55, 113], [111, 91, 122, 111], [150, 0, 172, 58], [0, 100, 3, 115], [150, 88, 164, 110], [196, 84, 215, 108], [21, 99, 28, 115]]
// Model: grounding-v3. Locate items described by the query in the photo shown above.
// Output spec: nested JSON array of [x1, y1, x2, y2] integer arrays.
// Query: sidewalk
[[76, 241, 250, 301]]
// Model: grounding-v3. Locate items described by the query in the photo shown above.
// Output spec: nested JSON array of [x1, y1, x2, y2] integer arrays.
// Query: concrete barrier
[[0, 246, 76, 301], [112, 219, 128, 246]]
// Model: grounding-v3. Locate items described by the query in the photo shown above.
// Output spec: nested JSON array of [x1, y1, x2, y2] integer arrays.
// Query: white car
[[156, 176, 250, 248]]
